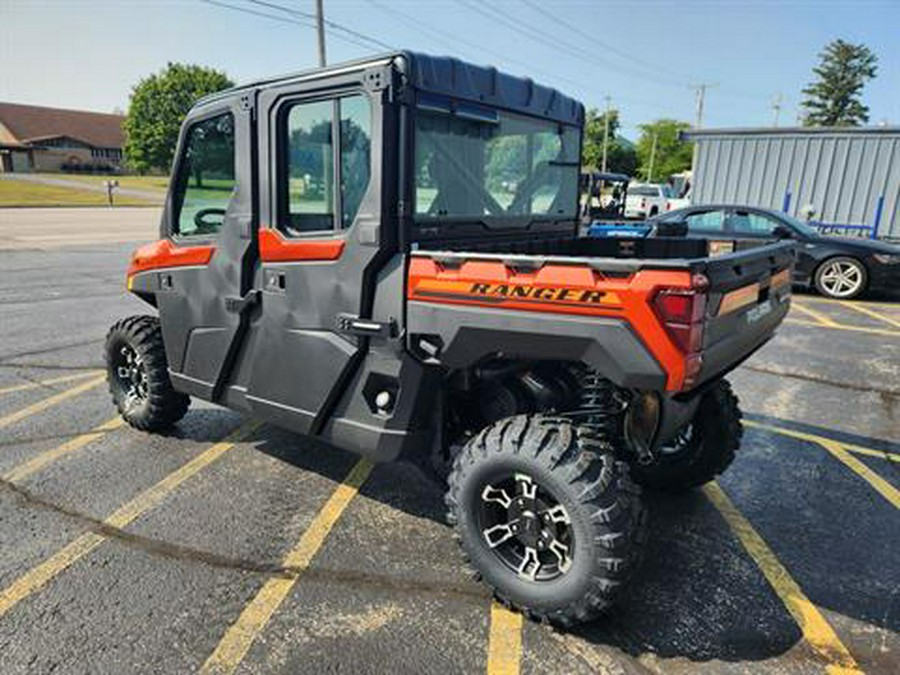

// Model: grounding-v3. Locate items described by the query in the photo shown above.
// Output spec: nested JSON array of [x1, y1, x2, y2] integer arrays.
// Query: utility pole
[[689, 83, 717, 128], [771, 93, 783, 127], [601, 95, 612, 173], [647, 133, 657, 183], [316, 0, 327, 66]]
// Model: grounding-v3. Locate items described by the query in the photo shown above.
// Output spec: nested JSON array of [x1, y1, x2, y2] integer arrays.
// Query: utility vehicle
[[107, 52, 793, 625]]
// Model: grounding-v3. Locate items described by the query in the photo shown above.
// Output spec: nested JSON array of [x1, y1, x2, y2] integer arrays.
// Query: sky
[[1, 0, 898, 139]]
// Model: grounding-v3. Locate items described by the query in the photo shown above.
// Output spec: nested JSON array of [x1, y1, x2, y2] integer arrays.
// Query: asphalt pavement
[[0, 211, 897, 674]]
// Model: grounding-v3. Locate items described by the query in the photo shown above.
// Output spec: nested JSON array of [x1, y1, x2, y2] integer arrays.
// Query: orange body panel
[[407, 256, 695, 390], [259, 228, 345, 262], [127, 239, 215, 277]]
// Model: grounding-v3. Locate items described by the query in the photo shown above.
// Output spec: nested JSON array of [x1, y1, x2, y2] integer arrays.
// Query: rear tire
[[105, 315, 189, 431], [630, 379, 742, 492], [446, 415, 646, 626]]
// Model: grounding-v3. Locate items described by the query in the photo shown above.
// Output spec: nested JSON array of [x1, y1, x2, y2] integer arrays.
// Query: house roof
[[0, 102, 125, 149]]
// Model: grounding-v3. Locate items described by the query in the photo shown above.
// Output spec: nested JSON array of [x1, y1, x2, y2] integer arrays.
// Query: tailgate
[[696, 241, 794, 386]]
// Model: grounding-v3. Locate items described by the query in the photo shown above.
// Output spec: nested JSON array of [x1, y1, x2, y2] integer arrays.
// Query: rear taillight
[[666, 202, 672, 211], [652, 274, 709, 388], [641, 199, 647, 209]]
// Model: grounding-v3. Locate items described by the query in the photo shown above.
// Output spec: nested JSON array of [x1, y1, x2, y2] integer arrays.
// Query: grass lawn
[[34, 173, 171, 193], [0, 180, 158, 207]]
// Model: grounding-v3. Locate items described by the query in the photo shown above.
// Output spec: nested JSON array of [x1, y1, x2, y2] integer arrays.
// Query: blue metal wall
[[685, 127, 900, 239]]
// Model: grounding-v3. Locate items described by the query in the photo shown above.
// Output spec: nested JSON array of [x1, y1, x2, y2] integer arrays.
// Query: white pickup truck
[[625, 183, 674, 218]]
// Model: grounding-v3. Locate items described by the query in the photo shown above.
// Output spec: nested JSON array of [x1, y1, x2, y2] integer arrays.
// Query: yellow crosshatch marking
[[0, 422, 258, 618], [200, 457, 373, 675], [487, 601, 524, 675], [839, 300, 900, 329], [791, 302, 839, 326], [703, 482, 862, 674], [744, 420, 900, 463], [0, 375, 106, 430]]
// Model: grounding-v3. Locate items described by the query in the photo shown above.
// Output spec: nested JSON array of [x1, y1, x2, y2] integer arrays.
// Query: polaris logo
[[469, 283, 608, 304]]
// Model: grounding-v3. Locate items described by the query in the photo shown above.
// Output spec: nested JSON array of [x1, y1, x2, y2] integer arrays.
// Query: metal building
[[683, 126, 900, 239]]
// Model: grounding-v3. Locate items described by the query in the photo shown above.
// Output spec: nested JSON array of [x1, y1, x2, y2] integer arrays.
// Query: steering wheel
[[193, 208, 226, 233]]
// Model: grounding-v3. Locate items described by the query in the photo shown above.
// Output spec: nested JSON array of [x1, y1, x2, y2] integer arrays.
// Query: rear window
[[629, 186, 659, 197]]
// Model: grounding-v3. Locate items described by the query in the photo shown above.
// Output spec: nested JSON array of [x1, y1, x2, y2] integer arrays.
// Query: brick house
[[0, 102, 126, 173]]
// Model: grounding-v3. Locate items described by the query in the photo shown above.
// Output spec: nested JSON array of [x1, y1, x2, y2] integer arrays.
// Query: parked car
[[650, 205, 900, 299], [624, 183, 673, 218]]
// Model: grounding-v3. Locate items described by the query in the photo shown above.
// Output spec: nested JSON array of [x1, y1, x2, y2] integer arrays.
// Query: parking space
[[1, 241, 898, 674]]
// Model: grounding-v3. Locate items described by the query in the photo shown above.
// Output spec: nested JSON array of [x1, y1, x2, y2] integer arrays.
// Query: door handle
[[225, 290, 261, 314]]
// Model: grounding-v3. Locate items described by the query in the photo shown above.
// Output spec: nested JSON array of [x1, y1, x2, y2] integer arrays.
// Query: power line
[[367, 0, 671, 114], [517, 0, 686, 85], [245, 0, 394, 51]]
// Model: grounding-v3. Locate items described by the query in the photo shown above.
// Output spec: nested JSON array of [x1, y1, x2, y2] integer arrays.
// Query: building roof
[[0, 102, 125, 149], [683, 125, 900, 140]]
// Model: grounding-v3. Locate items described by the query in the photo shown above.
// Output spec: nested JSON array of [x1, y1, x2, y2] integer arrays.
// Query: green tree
[[635, 119, 692, 182], [801, 39, 877, 127], [124, 63, 234, 173], [582, 108, 637, 176]]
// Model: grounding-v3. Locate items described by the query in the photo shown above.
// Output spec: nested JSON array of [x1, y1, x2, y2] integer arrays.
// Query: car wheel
[[814, 256, 867, 300]]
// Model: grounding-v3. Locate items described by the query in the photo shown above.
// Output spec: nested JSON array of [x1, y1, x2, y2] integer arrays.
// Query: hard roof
[[199, 51, 583, 125]]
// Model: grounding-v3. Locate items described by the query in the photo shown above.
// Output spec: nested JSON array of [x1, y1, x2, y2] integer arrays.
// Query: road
[[0, 210, 897, 674]]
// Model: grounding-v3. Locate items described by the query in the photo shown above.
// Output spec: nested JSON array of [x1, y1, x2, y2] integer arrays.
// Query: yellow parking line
[[0, 370, 102, 397], [744, 420, 900, 463], [785, 317, 900, 338], [791, 302, 839, 326], [200, 457, 374, 675], [0, 375, 106, 431], [799, 295, 900, 310], [839, 301, 900, 329], [2, 415, 125, 483], [817, 439, 900, 509], [487, 601, 523, 675], [703, 482, 861, 674], [0, 421, 258, 618]]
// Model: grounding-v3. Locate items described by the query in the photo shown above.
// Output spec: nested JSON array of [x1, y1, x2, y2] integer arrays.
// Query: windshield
[[414, 106, 580, 223]]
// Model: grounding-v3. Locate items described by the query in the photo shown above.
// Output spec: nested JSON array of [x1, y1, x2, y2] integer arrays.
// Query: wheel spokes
[[547, 539, 572, 573], [517, 546, 541, 580], [481, 484, 513, 508], [483, 521, 518, 549], [542, 504, 570, 525]]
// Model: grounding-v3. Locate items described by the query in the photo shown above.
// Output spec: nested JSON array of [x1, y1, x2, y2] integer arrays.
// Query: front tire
[[630, 379, 742, 492], [446, 415, 646, 626], [814, 256, 867, 299], [105, 315, 190, 431]]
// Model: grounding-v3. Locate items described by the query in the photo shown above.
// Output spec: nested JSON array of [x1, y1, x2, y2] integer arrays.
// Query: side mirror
[[772, 224, 793, 239]]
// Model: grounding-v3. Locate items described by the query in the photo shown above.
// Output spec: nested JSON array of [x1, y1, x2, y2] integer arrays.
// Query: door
[[240, 71, 395, 435], [155, 95, 258, 401]]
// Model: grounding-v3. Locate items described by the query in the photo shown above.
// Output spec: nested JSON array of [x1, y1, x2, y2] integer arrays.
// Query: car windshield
[[414, 104, 580, 224]]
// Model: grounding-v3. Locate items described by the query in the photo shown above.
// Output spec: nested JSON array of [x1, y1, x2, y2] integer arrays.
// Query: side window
[[685, 210, 726, 233], [732, 211, 778, 235], [173, 113, 235, 236], [282, 95, 371, 234]]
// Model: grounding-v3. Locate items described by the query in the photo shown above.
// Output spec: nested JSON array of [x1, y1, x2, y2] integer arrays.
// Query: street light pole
[[316, 0, 327, 66], [601, 95, 611, 173]]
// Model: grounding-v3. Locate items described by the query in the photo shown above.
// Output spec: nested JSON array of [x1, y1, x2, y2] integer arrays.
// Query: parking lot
[[0, 209, 897, 674]]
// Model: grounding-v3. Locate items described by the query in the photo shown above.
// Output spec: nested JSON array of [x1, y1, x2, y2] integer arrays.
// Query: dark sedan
[[650, 205, 900, 300]]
